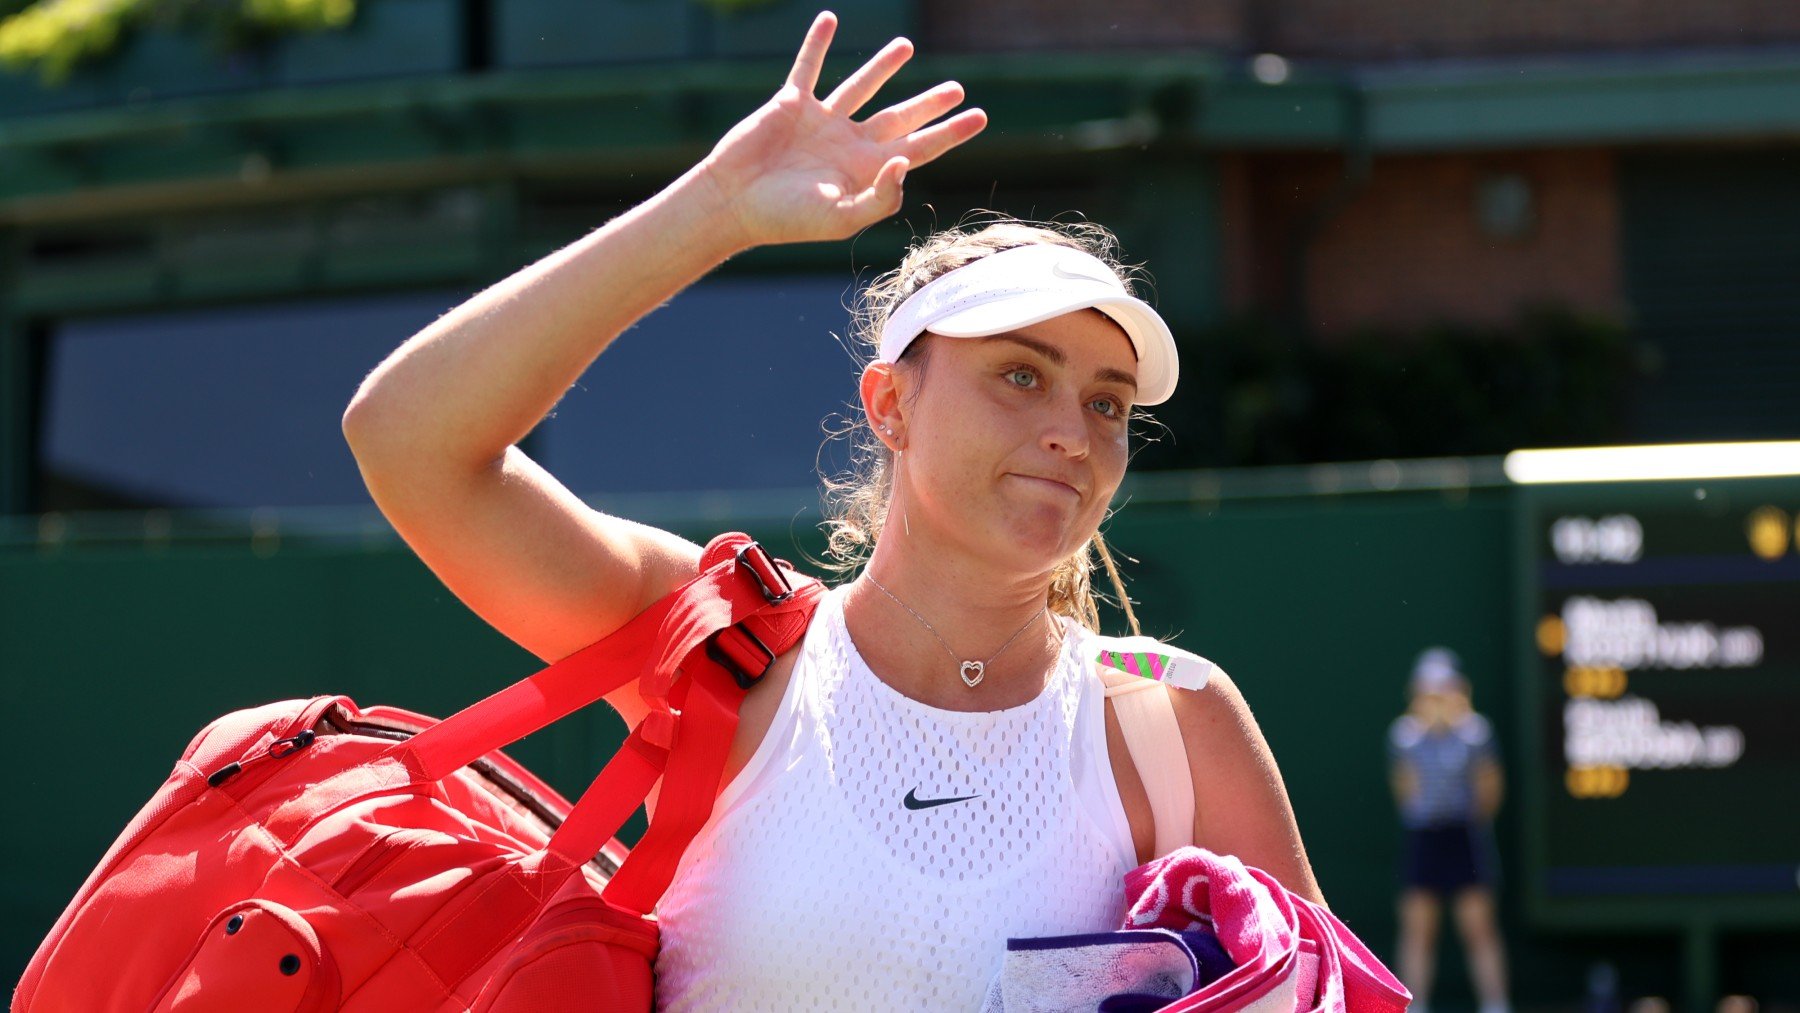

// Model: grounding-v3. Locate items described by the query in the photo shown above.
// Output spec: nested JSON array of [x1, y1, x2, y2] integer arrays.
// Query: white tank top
[[654, 585, 1138, 1011]]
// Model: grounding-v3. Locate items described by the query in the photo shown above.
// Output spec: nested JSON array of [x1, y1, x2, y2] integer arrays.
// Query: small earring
[[881, 425, 894, 436]]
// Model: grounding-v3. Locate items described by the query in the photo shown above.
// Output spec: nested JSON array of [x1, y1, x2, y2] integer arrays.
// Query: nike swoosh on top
[[903, 788, 981, 811]]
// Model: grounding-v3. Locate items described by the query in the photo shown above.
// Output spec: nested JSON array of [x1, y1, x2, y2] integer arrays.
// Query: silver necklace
[[862, 573, 1047, 688]]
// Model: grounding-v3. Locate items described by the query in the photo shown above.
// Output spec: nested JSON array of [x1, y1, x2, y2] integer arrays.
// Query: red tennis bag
[[13, 533, 821, 1012]]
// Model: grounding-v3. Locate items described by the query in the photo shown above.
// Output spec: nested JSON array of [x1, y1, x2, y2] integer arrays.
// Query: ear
[[859, 361, 907, 449]]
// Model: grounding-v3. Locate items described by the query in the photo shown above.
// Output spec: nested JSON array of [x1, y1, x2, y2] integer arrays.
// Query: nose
[[1039, 393, 1091, 460]]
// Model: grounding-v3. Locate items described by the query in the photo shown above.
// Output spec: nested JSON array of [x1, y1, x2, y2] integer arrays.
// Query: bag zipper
[[314, 709, 622, 877], [15, 695, 342, 1013], [331, 827, 437, 897], [204, 728, 318, 789]]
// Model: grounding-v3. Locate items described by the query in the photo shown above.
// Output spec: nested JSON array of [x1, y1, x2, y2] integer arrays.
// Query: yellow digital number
[[1566, 765, 1630, 798], [1563, 666, 1627, 699]]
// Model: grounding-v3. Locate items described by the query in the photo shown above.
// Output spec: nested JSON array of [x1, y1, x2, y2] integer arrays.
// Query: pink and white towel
[[1123, 848, 1411, 1013], [984, 848, 1409, 1013]]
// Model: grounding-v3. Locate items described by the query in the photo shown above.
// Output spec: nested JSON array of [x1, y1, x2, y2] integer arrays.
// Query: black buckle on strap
[[735, 542, 794, 604], [707, 623, 777, 691]]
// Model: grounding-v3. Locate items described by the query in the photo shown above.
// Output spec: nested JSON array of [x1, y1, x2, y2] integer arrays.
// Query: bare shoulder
[[1167, 666, 1259, 755], [1168, 666, 1327, 905]]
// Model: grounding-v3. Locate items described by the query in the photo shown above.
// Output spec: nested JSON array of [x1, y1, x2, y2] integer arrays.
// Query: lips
[[1011, 474, 1082, 498]]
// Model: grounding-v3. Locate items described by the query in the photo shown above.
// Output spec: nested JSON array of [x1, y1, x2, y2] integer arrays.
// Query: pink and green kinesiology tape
[[1092, 637, 1215, 692], [1097, 649, 1168, 680]]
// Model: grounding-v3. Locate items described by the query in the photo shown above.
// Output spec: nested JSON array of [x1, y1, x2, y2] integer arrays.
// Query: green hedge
[[0, 0, 354, 84]]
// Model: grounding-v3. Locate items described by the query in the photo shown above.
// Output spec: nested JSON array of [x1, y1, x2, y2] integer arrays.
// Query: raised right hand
[[697, 11, 988, 248]]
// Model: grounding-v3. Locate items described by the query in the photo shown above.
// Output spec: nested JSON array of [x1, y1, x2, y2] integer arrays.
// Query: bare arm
[[1473, 755, 1503, 821], [1390, 761, 1418, 810], [1177, 672, 1326, 906], [340, 14, 984, 722], [340, 166, 740, 676]]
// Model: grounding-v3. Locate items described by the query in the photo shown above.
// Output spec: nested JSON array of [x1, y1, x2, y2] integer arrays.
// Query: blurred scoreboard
[[1520, 478, 1800, 925]]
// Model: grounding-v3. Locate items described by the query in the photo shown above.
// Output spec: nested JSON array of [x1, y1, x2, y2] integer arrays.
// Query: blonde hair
[[821, 217, 1145, 635]]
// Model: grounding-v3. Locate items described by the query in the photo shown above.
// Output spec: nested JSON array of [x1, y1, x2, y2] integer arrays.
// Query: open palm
[[700, 12, 988, 246]]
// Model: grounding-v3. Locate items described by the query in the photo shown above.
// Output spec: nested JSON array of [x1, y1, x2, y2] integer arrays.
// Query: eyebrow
[[988, 334, 1139, 393]]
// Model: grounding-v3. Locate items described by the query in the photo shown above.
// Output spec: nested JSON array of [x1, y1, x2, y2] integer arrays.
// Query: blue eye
[[1091, 396, 1127, 419], [1006, 368, 1039, 388]]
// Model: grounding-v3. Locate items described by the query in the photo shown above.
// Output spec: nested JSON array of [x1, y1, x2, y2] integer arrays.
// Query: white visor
[[876, 243, 1179, 406]]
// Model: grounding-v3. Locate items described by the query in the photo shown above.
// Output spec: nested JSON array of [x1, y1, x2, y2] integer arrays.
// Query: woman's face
[[875, 307, 1139, 575]]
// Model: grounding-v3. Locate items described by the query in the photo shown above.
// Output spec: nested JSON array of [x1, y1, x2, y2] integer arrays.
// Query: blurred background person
[[1389, 647, 1508, 1013]]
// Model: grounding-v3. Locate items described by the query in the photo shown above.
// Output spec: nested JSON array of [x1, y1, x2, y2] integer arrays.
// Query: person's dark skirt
[[1402, 822, 1494, 895]]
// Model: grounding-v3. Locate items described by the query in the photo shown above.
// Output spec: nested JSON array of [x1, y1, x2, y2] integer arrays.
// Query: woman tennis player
[[343, 12, 1321, 1009]]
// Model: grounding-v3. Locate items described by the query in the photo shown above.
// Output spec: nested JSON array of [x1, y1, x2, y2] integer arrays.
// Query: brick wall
[[919, 0, 1241, 52], [1263, 0, 1800, 60], [1223, 149, 1624, 335], [922, 0, 1800, 59]]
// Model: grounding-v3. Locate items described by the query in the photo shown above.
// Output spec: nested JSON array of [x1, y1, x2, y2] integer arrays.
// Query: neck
[[842, 535, 1065, 712]]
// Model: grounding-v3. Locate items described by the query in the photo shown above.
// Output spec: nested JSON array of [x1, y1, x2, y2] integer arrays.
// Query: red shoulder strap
[[591, 535, 821, 913], [398, 533, 822, 914]]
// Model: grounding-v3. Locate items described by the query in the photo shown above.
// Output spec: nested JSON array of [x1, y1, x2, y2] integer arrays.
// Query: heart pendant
[[960, 660, 985, 687]]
